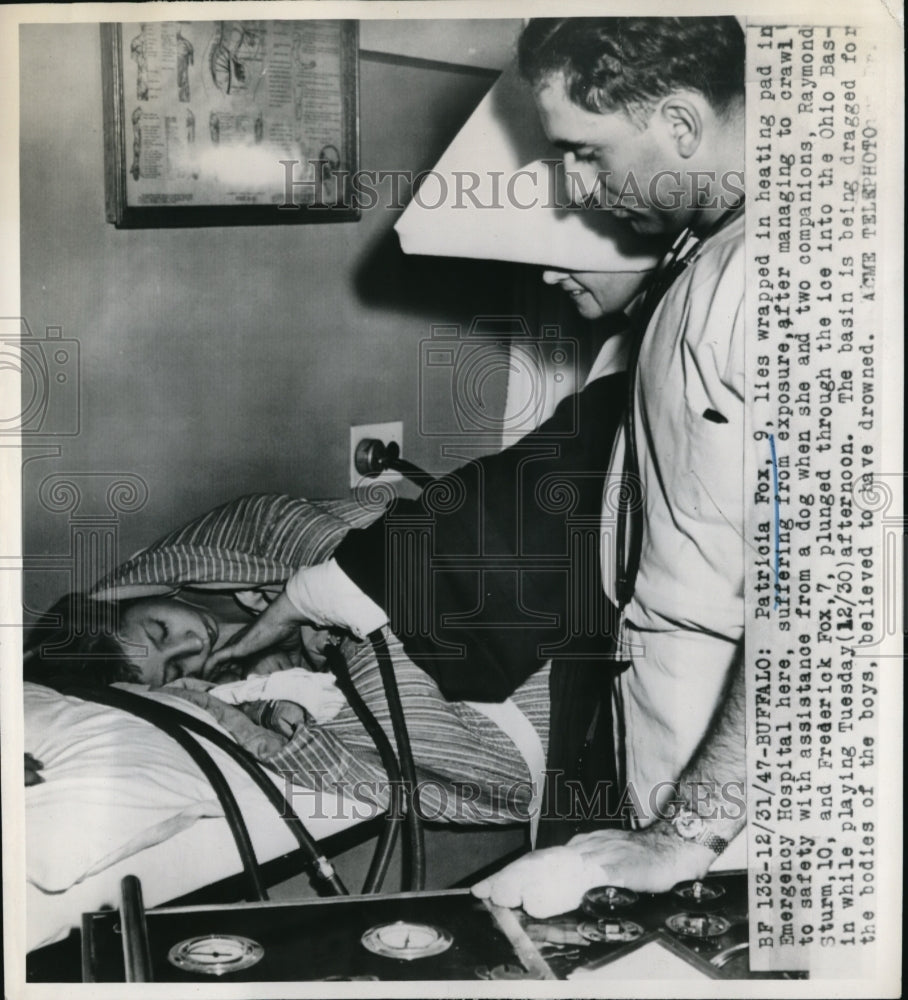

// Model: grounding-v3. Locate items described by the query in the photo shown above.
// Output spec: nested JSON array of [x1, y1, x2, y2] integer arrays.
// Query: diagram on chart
[[118, 20, 352, 207]]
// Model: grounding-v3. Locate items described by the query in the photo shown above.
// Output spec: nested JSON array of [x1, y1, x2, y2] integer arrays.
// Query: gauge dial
[[361, 920, 453, 961], [582, 885, 639, 915], [577, 918, 645, 944], [672, 879, 726, 904], [167, 934, 264, 976], [665, 911, 733, 939]]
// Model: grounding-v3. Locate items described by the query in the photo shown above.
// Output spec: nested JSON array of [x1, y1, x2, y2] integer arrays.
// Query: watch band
[[697, 832, 730, 856], [668, 803, 729, 855]]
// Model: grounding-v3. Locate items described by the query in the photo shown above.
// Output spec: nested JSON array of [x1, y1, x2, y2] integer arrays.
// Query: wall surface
[[19, 21, 592, 618], [359, 18, 519, 69]]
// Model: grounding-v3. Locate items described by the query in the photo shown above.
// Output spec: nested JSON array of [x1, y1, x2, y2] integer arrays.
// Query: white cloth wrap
[[284, 558, 389, 639], [211, 668, 344, 724]]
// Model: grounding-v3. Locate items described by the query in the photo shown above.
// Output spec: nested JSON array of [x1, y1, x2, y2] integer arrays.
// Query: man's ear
[[659, 96, 703, 159]]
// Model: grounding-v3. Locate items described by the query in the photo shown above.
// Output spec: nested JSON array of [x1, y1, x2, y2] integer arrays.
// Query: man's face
[[542, 269, 650, 320], [534, 73, 696, 237]]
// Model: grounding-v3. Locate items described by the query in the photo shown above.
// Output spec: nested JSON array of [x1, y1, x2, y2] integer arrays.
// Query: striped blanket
[[93, 493, 387, 599], [93, 494, 549, 825]]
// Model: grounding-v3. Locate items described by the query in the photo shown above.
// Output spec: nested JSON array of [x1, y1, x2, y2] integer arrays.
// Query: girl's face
[[117, 598, 219, 688]]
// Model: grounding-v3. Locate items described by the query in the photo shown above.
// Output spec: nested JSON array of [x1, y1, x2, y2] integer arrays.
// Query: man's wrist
[[269, 589, 310, 631], [643, 822, 718, 889], [664, 802, 729, 855], [661, 785, 740, 856], [636, 822, 717, 888]]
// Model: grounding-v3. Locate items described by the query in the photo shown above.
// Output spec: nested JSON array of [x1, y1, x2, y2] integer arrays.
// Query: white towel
[[211, 668, 346, 724]]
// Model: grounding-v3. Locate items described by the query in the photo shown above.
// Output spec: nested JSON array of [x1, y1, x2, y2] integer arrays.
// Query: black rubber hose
[[355, 448, 436, 890], [386, 454, 437, 491], [369, 629, 426, 892], [62, 684, 348, 896], [62, 684, 267, 901], [323, 643, 402, 893]]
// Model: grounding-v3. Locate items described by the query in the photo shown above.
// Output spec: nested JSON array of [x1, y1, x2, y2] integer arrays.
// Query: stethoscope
[[615, 201, 746, 608]]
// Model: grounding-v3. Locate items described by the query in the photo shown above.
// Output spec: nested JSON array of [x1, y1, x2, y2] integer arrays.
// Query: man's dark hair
[[518, 17, 745, 125], [23, 593, 141, 690]]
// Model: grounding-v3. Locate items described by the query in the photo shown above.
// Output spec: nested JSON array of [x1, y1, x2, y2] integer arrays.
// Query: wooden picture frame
[[101, 19, 360, 227]]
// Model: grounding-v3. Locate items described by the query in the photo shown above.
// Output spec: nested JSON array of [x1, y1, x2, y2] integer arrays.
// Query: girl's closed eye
[[117, 598, 217, 688], [145, 619, 169, 645]]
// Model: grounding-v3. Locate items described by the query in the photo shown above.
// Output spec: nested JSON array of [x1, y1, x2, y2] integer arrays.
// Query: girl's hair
[[23, 593, 142, 690]]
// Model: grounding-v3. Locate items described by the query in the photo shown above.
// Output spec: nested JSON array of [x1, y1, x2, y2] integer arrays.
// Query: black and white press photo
[[0, 2, 901, 996]]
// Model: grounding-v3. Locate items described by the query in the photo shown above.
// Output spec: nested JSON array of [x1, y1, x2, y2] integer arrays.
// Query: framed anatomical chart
[[101, 19, 360, 227]]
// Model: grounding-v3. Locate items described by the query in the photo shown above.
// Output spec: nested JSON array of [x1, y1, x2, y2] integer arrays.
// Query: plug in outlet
[[349, 421, 403, 489]]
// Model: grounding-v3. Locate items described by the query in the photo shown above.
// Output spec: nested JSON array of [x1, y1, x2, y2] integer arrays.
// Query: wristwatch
[[667, 803, 728, 855]]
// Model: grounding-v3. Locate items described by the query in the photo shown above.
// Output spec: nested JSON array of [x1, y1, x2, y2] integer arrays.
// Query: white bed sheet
[[26, 786, 367, 952]]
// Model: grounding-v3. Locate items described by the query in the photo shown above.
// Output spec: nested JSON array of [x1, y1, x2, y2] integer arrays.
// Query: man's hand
[[471, 846, 605, 919], [205, 591, 306, 678], [471, 827, 715, 919], [299, 625, 344, 670], [243, 646, 304, 677], [567, 824, 714, 894]]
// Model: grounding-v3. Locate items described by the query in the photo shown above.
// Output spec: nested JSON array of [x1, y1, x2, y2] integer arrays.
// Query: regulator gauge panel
[[167, 934, 264, 976]]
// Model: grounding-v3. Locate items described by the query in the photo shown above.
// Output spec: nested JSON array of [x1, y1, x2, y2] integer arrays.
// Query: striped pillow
[[92, 493, 386, 600]]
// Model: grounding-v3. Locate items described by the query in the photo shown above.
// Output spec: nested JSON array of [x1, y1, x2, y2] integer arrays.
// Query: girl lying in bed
[[26, 349, 626, 827], [23, 493, 550, 825]]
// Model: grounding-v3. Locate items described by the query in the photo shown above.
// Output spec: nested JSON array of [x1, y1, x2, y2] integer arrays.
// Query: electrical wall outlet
[[349, 421, 403, 489]]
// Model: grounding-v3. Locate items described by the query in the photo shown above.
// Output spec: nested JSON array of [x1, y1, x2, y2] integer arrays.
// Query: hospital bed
[[24, 491, 537, 957]]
